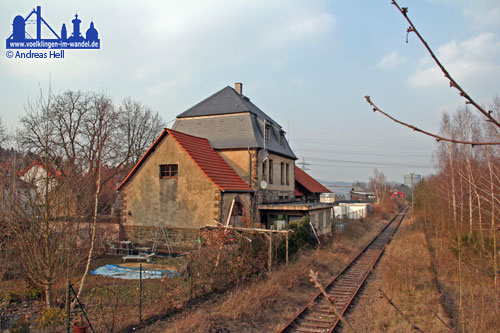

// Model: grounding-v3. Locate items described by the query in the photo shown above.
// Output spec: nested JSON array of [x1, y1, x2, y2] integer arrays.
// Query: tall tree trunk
[[76, 160, 102, 300], [486, 152, 497, 293], [45, 284, 53, 308]]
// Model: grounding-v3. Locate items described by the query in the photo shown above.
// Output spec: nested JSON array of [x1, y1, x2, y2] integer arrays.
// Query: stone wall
[[121, 224, 200, 251]]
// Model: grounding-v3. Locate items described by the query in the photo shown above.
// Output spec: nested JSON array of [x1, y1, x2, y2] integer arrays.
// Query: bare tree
[[118, 98, 165, 167], [369, 168, 388, 206], [9, 88, 165, 306], [7, 89, 88, 307], [76, 92, 119, 299], [0, 117, 7, 146]]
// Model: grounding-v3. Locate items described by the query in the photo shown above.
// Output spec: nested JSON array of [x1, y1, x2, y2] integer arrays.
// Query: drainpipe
[[220, 190, 224, 223], [248, 147, 252, 187]]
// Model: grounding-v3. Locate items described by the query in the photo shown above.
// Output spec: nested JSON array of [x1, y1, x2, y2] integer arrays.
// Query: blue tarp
[[90, 264, 179, 280]]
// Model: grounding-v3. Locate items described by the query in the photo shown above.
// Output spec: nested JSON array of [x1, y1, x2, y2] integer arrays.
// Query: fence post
[[69, 284, 95, 333], [139, 263, 142, 324], [285, 232, 289, 267], [66, 280, 70, 333], [189, 254, 193, 299]]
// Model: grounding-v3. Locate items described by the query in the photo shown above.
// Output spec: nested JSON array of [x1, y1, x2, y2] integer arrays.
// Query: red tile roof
[[116, 129, 253, 192], [18, 161, 62, 178], [294, 166, 331, 194], [295, 189, 304, 197]]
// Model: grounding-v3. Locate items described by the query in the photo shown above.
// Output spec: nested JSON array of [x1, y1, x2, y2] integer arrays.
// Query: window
[[280, 162, 285, 185], [279, 131, 285, 145], [262, 160, 267, 181], [265, 124, 271, 141], [269, 159, 273, 184], [159, 164, 178, 179], [286, 163, 290, 185]]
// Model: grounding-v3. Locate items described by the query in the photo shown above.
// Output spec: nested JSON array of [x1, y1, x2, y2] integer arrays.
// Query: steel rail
[[280, 206, 409, 333]]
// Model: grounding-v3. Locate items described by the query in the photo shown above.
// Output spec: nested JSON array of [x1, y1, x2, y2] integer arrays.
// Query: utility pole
[[298, 157, 310, 171], [411, 173, 414, 210]]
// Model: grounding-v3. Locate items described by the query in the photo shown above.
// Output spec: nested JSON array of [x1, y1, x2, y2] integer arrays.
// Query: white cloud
[[463, 1, 500, 28], [377, 51, 407, 68], [407, 33, 500, 87]]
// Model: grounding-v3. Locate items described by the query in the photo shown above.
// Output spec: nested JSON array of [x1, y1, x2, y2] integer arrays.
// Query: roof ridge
[[177, 86, 243, 118]]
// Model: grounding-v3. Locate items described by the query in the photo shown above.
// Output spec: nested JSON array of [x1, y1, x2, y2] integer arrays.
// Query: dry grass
[[428, 232, 500, 332], [142, 217, 387, 332], [343, 214, 452, 333]]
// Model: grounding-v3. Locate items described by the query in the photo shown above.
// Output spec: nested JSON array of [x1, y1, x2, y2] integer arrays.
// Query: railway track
[[280, 206, 409, 333]]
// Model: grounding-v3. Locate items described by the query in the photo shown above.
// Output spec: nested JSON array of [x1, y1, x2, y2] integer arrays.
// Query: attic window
[[159, 164, 178, 179], [279, 131, 285, 145], [265, 124, 271, 141]]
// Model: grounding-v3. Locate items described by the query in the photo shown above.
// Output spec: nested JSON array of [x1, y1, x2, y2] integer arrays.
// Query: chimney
[[235, 82, 243, 95]]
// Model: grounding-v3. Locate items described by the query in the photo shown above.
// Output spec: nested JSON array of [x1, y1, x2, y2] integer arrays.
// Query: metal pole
[[268, 234, 272, 273], [285, 232, 289, 266], [66, 280, 70, 333], [69, 284, 95, 333], [139, 263, 142, 324], [189, 255, 193, 299], [411, 173, 414, 210]]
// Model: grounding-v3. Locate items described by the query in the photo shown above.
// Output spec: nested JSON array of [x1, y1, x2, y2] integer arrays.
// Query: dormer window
[[279, 131, 285, 145], [265, 124, 271, 141]]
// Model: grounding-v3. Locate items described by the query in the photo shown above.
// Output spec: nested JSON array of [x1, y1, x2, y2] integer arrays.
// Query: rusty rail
[[280, 206, 409, 333]]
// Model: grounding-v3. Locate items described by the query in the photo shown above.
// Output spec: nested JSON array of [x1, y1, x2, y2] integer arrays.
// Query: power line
[[297, 157, 311, 171], [293, 147, 431, 158], [310, 163, 433, 169], [305, 156, 432, 168]]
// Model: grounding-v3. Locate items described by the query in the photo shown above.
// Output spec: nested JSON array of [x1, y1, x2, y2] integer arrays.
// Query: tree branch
[[365, 96, 500, 146], [309, 269, 357, 333], [391, 0, 500, 129], [378, 287, 426, 332]]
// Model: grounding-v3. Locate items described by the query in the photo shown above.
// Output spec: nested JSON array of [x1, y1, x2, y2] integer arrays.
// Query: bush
[[10, 316, 30, 333], [24, 287, 42, 301], [278, 217, 314, 260], [0, 292, 20, 304], [23, 277, 42, 301], [36, 307, 66, 332]]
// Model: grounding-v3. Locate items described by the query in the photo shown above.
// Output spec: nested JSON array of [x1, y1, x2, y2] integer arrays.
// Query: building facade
[[117, 84, 333, 249]]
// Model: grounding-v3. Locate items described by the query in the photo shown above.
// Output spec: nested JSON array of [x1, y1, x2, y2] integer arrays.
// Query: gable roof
[[173, 86, 297, 159], [294, 166, 331, 194], [116, 129, 253, 193], [18, 161, 62, 178]]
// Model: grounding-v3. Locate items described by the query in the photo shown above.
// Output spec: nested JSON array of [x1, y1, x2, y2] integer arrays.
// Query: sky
[[1, 0, 500, 183]]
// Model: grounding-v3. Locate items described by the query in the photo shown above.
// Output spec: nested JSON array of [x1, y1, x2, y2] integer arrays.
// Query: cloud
[[407, 33, 500, 87], [463, 1, 500, 28], [377, 51, 407, 68]]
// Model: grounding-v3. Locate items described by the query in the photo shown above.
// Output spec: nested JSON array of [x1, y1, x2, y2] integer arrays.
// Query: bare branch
[[391, 0, 500, 129], [309, 269, 357, 333], [378, 287, 426, 332], [365, 96, 500, 145]]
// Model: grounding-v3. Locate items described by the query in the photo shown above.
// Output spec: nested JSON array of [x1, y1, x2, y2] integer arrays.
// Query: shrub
[[10, 316, 30, 333], [23, 277, 42, 301], [36, 307, 66, 332], [278, 217, 314, 260], [24, 287, 42, 301]]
